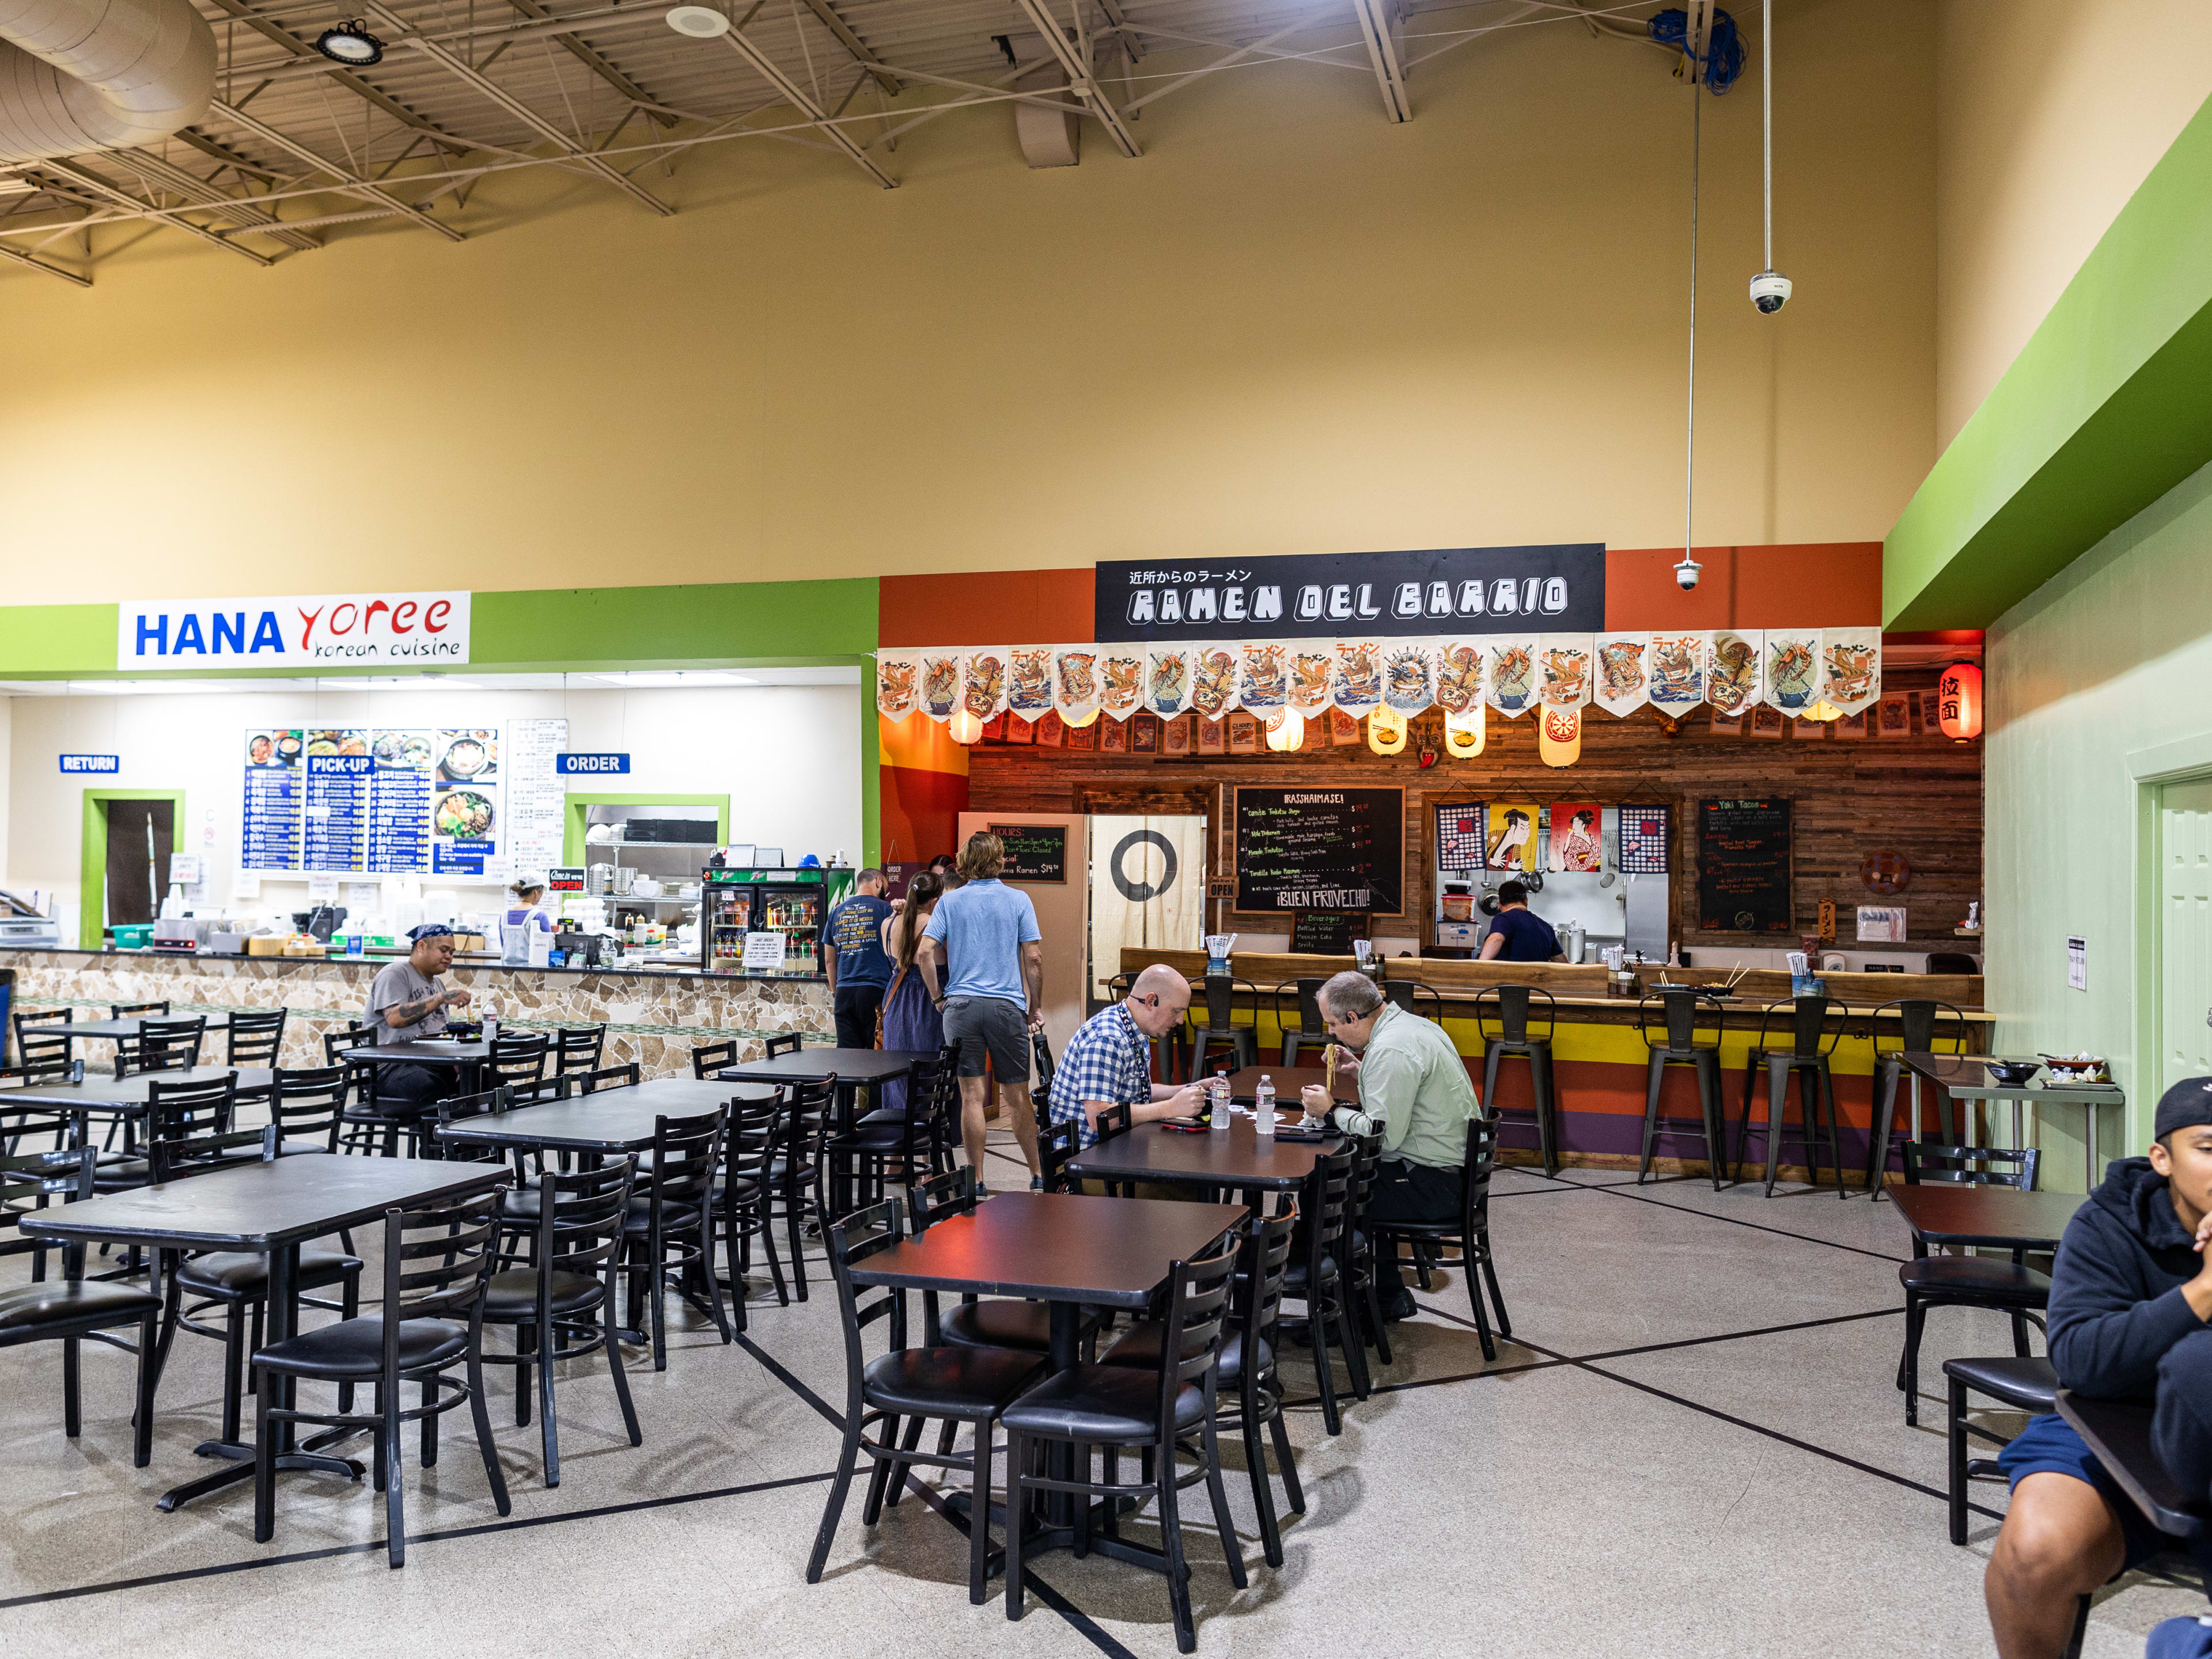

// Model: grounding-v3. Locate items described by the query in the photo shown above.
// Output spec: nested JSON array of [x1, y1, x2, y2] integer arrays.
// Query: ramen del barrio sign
[[119, 592, 472, 668], [876, 628, 1881, 728]]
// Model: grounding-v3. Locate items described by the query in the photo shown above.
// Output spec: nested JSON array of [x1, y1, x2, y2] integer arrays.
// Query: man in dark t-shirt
[[1479, 881, 1564, 963], [825, 869, 895, 1048]]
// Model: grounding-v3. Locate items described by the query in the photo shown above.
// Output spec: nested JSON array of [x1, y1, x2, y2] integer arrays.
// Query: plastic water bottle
[[1253, 1075, 1276, 1138], [1210, 1071, 1232, 1132]]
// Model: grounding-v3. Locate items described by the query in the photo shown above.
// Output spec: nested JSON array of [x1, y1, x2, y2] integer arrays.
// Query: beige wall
[[1936, 0, 2212, 448], [0, 1, 1934, 603]]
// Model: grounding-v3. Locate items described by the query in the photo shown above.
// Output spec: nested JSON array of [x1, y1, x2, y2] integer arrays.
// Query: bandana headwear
[[408, 923, 455, 944], [2154, 1077, 2212, 1141]]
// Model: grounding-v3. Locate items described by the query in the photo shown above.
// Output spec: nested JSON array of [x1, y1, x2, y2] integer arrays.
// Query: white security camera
[[1749, 270, 1792, 315], [1673, 557, 1701, 591]]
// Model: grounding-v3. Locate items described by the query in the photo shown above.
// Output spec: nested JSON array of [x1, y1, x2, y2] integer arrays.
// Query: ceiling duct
[[1014, 59, 1078, 168], [0, 0, 217, 164]]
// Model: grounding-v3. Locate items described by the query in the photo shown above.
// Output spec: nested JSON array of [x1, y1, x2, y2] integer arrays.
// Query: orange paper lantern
[[1538, 706, 1582, 767], [1936, 662, 1983, 743]]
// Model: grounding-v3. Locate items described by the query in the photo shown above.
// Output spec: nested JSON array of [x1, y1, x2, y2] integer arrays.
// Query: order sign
[[119, 591, 471, 668]]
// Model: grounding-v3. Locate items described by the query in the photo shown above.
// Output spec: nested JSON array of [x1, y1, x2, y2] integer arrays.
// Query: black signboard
[[1697, 798, 1793, 934], [1234, 787, 1403, 915], [1291, 911, 1368, 955], [988, 823, 1067, 884], [1097, 544, 1605, 641]]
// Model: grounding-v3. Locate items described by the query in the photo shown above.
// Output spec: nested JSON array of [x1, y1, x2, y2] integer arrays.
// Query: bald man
[[1047, 964, 1207, 1150]]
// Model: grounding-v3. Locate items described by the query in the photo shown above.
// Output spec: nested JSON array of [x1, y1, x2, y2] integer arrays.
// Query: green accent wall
[[1885, 92, 2212, 630], [0, 604, 115, 675], [561, 795, 732, 866]]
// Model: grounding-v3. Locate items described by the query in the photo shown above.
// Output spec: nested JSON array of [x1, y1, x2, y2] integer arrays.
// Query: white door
[[1088, 815, 1207, 999], [2159, 777, 2212, 1096]]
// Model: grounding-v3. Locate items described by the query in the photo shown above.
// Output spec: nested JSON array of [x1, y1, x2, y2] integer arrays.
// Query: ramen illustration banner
[[1237, 641, 1290, 715], [919, 652, 963, 721], [1821, 627, 1881, 715], [1537, 636, 1593, 709], [1190, 645, 1241, 720], [1432, 639, 1486, 715], [1330, 639, 1384, 716], [1285, 643, 1334, 715], [875, 650, 922, 722], [1006, 646, 1057, 719], [1145, 646, 1193, 718], [1096, 647, 1145, 719], [1486, 802, 1540, 870], [1549, 802, 1602, 872], [1381, 640, 1437, 714], [1705, 631, 1763, 717], [1486, 636, 1539, 717], [1054, 648, 1101, 723], [1647, 632, 1709, 713], [1763, 631, 1820, 714], [959, 647, 1010, 721], [1592, 632, 1650, 717]]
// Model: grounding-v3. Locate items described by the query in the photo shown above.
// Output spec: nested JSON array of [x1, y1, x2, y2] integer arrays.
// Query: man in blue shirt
[[1479, 881, 1563, 963], [1048, 965, 1203, 1147], [824, 868, 895, 1050], [920, 832, 1046, 1191]]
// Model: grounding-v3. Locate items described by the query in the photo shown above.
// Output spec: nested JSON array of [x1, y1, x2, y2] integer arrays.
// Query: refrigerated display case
[[699, 865, 853, 976]]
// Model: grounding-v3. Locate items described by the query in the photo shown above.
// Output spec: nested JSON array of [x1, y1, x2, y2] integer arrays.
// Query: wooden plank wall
[[962, 663, 1982, 953]]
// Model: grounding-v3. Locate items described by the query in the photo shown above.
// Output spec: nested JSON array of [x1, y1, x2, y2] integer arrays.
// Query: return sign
[[556, 753, 631, 776]]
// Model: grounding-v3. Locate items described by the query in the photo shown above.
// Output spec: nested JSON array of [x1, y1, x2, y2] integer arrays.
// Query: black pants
[[1365, 1158, 1465, 1300], [834, 983, 886, 1051], [369, 1063, 450, 1111], [2157, 1329, 2212, 1525]]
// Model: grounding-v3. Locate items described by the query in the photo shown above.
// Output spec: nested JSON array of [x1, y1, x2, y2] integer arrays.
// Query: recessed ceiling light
[[586, 671, 756, 688], [314, 19, 385, 65], [665, 5, 731, 37]]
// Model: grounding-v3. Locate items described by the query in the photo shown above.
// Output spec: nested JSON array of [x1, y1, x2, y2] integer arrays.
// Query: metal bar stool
[[1380, 979, 1446, 1022], [1865, 998, 1969, 1198], [1734, 995, 1846, 1198], [1477, 984, 1560, 1177], [1187, 975, 1259, 1081], [1635, 988, 1726, 1190], [1275, 978, 1332, 1067]]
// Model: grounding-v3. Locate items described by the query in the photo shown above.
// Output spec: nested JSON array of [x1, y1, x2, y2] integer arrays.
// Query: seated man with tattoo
[[361, 923, 474, 1110]]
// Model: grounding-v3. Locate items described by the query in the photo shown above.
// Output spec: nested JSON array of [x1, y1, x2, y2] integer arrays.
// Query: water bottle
[[1253, 1074, 1276, 1138], [483, 1012, 498, 1044], [1210, 1070, 1232, 1132]]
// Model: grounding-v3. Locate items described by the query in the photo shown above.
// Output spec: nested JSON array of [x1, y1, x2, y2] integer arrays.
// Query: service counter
[[0, 948, 831, 1079]]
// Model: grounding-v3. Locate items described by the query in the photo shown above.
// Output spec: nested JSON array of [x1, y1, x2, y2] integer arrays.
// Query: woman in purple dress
[[876, 874, 945, 1118]]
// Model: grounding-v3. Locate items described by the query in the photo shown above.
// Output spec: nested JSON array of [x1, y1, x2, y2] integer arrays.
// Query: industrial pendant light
[[314, 18, 385, 63]]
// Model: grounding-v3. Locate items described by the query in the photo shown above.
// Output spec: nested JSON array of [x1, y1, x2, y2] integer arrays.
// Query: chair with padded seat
[[1370, 1112, 1511, 1362], [12, 1007, 75, 1082], [1865, 999, 1972, 1198], [1896, 1141, 2048, 1427], [1942, 1354, 2058, 1545], [1279, 1143, 1362, 1435], [767, 1077, 834, 1303], [486, 1032, 555, 1103], [579, 1062, 640, 1095], [251, 1188, 511, 1566], [99, 1071, 238, 1195], [1186, 975, 1259, 1080], [1635, 988, 1727, 1191], [1341, 1131, 1388, 1384], [266, 1066, 351, 1156], [907, 1164, 1098, 1361], [554, 1024, 608, 1080], [828, 1052, 942, 1216], [1476, 984, 1560, 1177], [622, 1107, 731, 1369], [807, 1198, 1047, 1604], [225, 1009, 287, 1069], [1735, 995, 1846, 1198], [124, 1014, 206, 1078], [480, 1154, 642, 1486], [0, 1145, 163, 1466], [1275, 978, 1333, 1067], [1003, 1242, 1246, 1653]]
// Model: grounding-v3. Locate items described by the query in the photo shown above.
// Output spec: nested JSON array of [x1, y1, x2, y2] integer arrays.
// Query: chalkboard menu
[[1235, 787, 1403, 914], [1697, 798, 1793, 933], [988, 823, 1067, 884], [1291, 911, 1368, 955]]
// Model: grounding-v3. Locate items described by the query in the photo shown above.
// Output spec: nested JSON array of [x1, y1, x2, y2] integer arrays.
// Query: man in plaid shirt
[[1048, 964, 1206, 1147]]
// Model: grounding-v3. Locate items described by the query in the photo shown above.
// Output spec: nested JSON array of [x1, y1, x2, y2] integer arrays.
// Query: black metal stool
[[1380, 980, 1446, 1021], [1187, 975, 1259, 1080], [1275, 977, 1332, 1067], [1734, 995, 1844, 1198], [1635, 988, 1726, 1190], [1865, 998, 1971, 1198], [1476, 984, 1559, 1177]]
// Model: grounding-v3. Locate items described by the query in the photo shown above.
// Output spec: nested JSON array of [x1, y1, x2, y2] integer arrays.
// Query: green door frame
[[79, 789, 188, 949], [2128, 732, 2212, 1149], [562, 794, 732, 867]]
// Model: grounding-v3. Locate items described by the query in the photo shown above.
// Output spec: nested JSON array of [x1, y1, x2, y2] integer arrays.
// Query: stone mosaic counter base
[[0, 950, 831, 1078]]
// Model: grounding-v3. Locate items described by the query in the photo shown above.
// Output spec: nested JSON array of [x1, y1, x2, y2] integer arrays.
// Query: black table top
[[60, 1015, 234, 1039], [1223, 1066, 1358, 1107], [1066, 1119, 1339, 1191], [1899, 1052, 2123, 1103], [18, 1154, 508, 1249], [620, 1075, 780, 1111], [8, 1066, 275, 1109], [1889, 1183, 2085, 1249], [846, 1191, 1247, 1309], [2057, 1391, 2205, 1540], [345, 1039, 493, 1065], [434, 1078, 777, 1153], [718, 1048, 928, 1085]]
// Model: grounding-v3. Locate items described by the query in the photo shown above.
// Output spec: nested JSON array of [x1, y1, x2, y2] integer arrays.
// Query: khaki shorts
[[942, 995, 1031, 1083]]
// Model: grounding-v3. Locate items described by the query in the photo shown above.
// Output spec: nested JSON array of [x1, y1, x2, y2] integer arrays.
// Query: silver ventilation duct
[[0, 0, 217, 164]]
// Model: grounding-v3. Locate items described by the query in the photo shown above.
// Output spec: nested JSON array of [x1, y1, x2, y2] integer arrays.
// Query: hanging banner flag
[[1145, 646, 1194, 717], [920, 652, 963, 721], [1764, 630, 1820, 713], [1593, 632, 1650, 717], [1538, 635, 1593, 709], [1486, 637, 1538, 717], [1286, 643, 1335, 716], [1706, 631, 1763, 716], [1097, 647, 1145, 719], [1190, 645, 1241, 719], [1550, 801, 1602, 870], [874, 650, 921, 722], [960, 647, 1009, 721], [1330, 639, 1385, 716], [1433, 639, 1486, 717], [1006, 647, 1056, 719], [1647, 632, 1709, 713], [1486, 802, 1539, 869], [1619, 804, 1671, 873], [1381, 640, 1437, 714], [1054, 647, 1101, 724], [1539, 706, 1583, 766], [1821, 627, 1882, 715], [1237, 641, 1290, 714]]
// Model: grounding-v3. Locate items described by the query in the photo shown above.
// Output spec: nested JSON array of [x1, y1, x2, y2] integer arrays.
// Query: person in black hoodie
[[1983, 1077, 2212, 1658]]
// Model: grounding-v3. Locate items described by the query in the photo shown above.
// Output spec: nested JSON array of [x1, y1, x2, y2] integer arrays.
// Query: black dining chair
[[1735, 995, 1846, 1198], [808, 1198, 1048, 1604], [123, 1016, 208, 1078], [12, 1007, 75, 1079], [1942, 1354, 2058, 1545], [1370, 1112, 1511, 1362], [768, 1077, 835, 1302], [827, 1054, 942, 1215], [487, 1032, 554, 1103], [1866, 999, 1973, 1197], [764, 1032, 804, 1060], [1895, 1141, 2048, 1427], [715, 1094, 787, 1321], [99, 1071, 238, 1195], [266, 1066, 351, 1155], [622, 1108, 732, 1368], [554, 1024, 608, 1078], [691, 1039, 739, 1079], [108, 1001, 170, 1071], [481, 1154, 642, 1486], [251, 1188, 512, 1566], [1341, 1131, 1388, 1382], [579, 1062, 641, 1094], [1275, 977, 1333, 1067], [0, 1144, 162, 1465], [1635, 988, 1727, 1190], [1187, 975, 1259, 1079], [1280, 1143, 1361, 1435], [1476, 984, 1560, 1177], [1003, 1242, 1246, 1653], [226, 1009, 287, 1069]]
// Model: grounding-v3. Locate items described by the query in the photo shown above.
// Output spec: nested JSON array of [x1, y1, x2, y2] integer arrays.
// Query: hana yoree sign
[[119, 591, 471, 668]]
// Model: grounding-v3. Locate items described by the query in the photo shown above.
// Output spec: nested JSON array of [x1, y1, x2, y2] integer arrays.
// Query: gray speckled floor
[[1, 1137, 2199, 1657]]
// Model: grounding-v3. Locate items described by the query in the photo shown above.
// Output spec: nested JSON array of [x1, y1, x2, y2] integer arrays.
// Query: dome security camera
[[1673, 556, 1701, 591], [1749, 270, 1792, 315]]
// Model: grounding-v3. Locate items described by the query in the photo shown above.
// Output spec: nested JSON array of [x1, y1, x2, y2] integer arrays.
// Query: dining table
[[717, 1048, 931, 1213], [435, 1075, 778, 1159], [1066, 1115, 1340, 1208], [6, 1065, 276, 1153], [1900, 1052, 2126, 1188], [342, 1036, 497, 1105], [55, 1014, 234, 1043], [1888, 1181, 2085, 1253]]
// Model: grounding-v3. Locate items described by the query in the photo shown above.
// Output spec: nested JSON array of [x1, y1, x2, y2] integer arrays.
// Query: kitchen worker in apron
[[501, 873, 555, 966]]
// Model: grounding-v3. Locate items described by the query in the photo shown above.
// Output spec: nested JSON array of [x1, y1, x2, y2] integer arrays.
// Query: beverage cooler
[[700, 865, 849, 976]]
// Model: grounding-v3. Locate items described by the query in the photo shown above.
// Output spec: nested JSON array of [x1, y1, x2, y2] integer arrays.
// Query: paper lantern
[[1805, 698, 1842, 723], [1443, 703, 1485, 757], [1538, 705, 1581, 767], [1263, 708, 1304, 752], [1061, 702, 1101, 728], [948, 709, 983, 744], [1937, 661, 1983, 742], [1367, 706, 1407, 755]]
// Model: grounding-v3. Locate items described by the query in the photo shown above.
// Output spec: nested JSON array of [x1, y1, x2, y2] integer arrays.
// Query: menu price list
[[368, 729, 434, 873], [1696, 797, 1793, 934], [302, 751, 371, 871], [241, 728, 304, 871], [1234, 786, 1403, 914]]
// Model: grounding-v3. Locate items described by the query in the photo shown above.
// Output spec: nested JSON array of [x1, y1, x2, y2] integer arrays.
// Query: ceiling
[[0, 0, 1668, 286]]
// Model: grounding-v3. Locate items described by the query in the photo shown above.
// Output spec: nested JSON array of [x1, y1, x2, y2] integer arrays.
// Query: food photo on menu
[[244, 730, 302, 768], [434, 789, 496, 843], [372, 732, 435, 770], [306, 729, 369, 757], [437, 729, 498, 784]]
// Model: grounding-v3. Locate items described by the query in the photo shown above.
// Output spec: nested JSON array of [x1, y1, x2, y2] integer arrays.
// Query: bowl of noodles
[[434, 790, 494, 840]]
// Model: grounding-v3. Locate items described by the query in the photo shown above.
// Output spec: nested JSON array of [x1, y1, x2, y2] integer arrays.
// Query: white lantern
[[948, 709, 983, 744], [1264, 709, 1304, 752], [1367, 706, 1407, 755], [1443, 703, 1484, 757]]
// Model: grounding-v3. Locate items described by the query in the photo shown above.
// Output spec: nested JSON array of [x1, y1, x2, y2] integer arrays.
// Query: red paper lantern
[[1936, 662, 1983, 743]]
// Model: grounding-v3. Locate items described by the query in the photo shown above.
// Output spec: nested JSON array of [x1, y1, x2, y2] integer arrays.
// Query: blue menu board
[[240, 729, 304, 870], [431, 728, 499, 875], [302, 738, 371, 872], [367, 729, 435, 873]]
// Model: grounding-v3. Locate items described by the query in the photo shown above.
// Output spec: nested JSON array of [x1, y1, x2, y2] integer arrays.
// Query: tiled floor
[[1, 1141, 2201, 1656]]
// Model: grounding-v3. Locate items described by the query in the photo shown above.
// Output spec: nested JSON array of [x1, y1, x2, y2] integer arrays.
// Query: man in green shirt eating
[[1299, 969, 1480, 1320]]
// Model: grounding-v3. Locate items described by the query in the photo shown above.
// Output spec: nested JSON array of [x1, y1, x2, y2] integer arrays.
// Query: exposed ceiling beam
[[0, 238, 90, 286], [33, 159, 276, 266], [718, 28, 898, 187], [363, 0, 675, 215], [1349, 0, 1411, 122], [1095, 0, 1143, 62], [502, 0, 678, 127], [1010, 0, 1140, 158], [798, 0, 901, 95], [200, 0, 475, 154], [212, 97, 466, 244], [119, 149, 321, 251]]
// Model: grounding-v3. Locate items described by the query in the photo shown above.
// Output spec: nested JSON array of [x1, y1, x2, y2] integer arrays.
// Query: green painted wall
[[1984, 457, 2212, 1187]]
